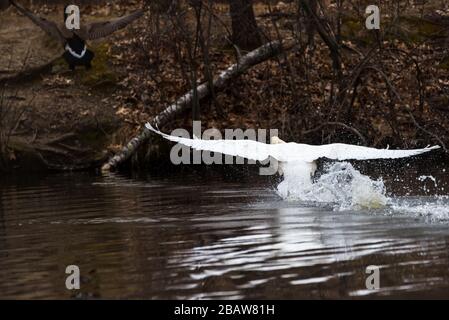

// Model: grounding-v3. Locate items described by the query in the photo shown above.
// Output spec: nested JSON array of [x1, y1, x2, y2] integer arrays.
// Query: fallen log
[[102, 39, 295, 171]]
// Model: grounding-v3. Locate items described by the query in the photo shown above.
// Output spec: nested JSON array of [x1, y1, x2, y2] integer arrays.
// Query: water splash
[[276, 162, 388, 210], [389, 196, 449, 223], [274, 161, 449, 222], [418, 175, 438, 193]]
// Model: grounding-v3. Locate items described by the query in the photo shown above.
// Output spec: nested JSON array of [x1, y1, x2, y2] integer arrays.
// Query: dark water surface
[[1, 169, 449, 299]]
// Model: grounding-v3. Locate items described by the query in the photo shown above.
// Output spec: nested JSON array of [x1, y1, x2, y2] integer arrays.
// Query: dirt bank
[[0, 4, 140, 172]]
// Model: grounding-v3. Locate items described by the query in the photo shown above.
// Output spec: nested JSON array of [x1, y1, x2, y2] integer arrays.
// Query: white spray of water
[[417, 175, 438, 193], [389, 196, 449, 222], [274, 162, 449, 222], [276, 162, 388, 210]]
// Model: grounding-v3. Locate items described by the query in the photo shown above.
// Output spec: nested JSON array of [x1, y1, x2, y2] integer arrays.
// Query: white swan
[[145, 123, 440, 178], [146, 123, 441, 208]]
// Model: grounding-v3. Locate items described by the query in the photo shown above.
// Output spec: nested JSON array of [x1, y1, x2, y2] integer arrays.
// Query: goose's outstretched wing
[[11, 1, 65, 44], [83, 9, 143, 40], [146, 124, 440, 162]]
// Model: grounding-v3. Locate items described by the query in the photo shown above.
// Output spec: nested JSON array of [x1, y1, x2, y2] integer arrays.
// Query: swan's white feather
[[145, 123, 440, 162]]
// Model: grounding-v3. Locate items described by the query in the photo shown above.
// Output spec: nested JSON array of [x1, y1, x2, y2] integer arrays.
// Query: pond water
[[1, 161, 449, 299]]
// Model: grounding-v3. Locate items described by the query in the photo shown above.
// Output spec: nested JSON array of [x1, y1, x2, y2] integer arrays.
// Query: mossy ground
[[80, 43, 118, 87], [341, 14, 445, 45], [438, 56, 449, 70]]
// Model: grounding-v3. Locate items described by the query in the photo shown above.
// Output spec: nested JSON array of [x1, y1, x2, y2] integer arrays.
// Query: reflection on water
[[1, 167, 449, 299]]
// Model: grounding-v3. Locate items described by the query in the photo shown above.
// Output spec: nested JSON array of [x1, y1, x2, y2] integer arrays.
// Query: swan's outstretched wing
[[11, 1, 65, 45], [83, 9, 144, 40], [146, 124, 440, 162], [293, 143, 440, 162], [146, 123, 273, 162]]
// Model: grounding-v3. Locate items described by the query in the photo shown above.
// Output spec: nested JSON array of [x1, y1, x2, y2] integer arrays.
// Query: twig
[[302, 121, 367, 145], [368, 66, 447, 152]]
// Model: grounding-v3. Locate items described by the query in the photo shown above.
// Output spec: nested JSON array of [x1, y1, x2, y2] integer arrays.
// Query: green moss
[[341, 14, 444, 45], [402, 16, 442, 36], [51, 56, 69, 73], [79, 43, 118, 87], [386, 16, 444, 44], [438, 57, 449, 70], [440, 96, 449, 105], [341, 16, 372, 45], [341, 16, 362, 37]]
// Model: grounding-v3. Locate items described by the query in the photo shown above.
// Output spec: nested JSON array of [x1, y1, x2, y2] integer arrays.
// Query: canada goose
[[10, 0, 144, 70], [0, 0, 10, 11]]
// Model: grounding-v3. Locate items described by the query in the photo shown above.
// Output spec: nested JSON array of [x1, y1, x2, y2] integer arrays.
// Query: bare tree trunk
[[299, 0, 341, 79], [229, 0, 262, 50], [306, 0, 317, 46], [102, 40, 294, 171]]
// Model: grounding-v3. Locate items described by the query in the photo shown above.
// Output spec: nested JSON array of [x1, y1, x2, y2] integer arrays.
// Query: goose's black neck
[[66, 34, 86, 54]]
